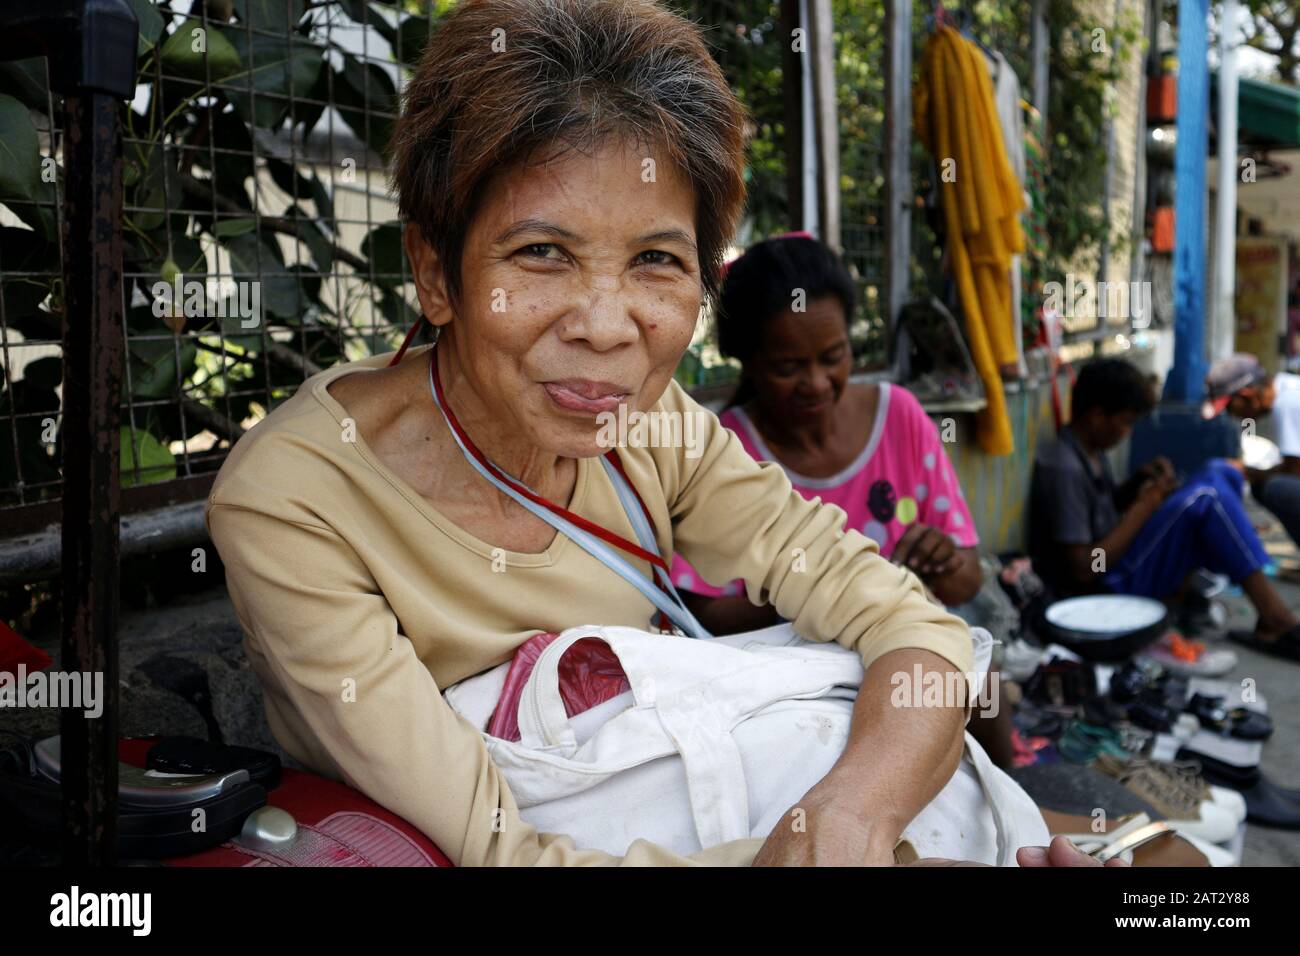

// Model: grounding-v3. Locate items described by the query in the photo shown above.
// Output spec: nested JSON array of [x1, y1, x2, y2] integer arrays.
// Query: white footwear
[[1093, 754, 1241, 844], [1138, 636, 1238, 678], [1001, 638, 1045, 682], [1208, 785, 1247, 825], [1162, 800, 1240, 845]]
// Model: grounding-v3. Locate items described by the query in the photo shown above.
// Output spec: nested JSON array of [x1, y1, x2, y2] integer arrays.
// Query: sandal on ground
[[1055, 812, 1177, 864], [1228, 624, 1300, 662]]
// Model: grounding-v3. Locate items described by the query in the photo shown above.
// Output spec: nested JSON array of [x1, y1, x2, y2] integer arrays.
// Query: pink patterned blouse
[[670, 383, 979, 598]]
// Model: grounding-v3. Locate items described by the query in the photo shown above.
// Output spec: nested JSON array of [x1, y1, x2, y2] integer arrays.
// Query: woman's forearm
[[805, 646, 968, 852], [679, 590, 782, 636]]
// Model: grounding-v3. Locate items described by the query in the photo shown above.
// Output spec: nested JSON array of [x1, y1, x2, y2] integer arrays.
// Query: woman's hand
[[892, 523, 959, 579], [898, 836, 1130, 867], [1016, 836, 1131, 867], [752, 784, 901, 866], [891, 526, 982, 606]]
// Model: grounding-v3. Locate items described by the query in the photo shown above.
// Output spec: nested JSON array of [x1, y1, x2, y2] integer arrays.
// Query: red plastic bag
[[487, 632, 631, 742]]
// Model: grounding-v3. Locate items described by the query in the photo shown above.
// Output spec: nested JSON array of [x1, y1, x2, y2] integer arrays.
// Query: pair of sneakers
[[1092, 753, 1246, 845]]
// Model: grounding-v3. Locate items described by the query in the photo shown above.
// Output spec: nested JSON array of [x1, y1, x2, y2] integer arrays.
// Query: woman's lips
[[543, 380, 630, 414], [792, 398, 832, 415]]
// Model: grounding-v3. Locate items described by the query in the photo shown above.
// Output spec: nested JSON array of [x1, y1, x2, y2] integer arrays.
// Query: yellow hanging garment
[[914, 26, 1025, 456]]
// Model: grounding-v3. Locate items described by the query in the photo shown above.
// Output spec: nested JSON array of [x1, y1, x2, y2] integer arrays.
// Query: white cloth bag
[[445, 622, 1049, 864]]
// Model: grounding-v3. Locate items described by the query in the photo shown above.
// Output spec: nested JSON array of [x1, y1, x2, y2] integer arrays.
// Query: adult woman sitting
[[207, 0, 1058, 867], [671, 235, 983, 636]]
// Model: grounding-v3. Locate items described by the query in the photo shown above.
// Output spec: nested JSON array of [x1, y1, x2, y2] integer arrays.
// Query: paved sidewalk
[[1225, 498, 1300, 866]]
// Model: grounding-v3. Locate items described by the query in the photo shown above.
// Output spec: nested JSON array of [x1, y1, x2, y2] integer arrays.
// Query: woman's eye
[[634, 249, 681, 268], [518, 243, 565, 261]]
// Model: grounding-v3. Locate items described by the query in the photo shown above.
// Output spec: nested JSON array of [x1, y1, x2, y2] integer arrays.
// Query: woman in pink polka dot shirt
[[673, 235, 982, 635]]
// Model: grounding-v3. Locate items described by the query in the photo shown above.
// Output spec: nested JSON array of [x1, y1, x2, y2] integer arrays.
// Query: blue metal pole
[[1164, 0, 1209, 403]]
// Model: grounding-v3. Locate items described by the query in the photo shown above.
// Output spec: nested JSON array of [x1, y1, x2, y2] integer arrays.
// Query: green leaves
[[160, 19, 244, 82], [334, 53, 398, 154], [128, 336, 199, 400], [128, 0, 165, 56], [213, 217, 258, 238], [286, 205, 334, 273], [337, 2, 432, 65], [360, 222, 405, 287], [395, 16, 433, 65], [0, 0, 451, 507], [120, 426, 177, 487], [224, 32, 323, 129], [0, 94, 57, 240], [234, 0, 305, 32], [0, 60, 49, 111], [224, 232, 300, 319]]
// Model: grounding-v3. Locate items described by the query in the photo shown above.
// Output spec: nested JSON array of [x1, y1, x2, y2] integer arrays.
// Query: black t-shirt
[[1028, 427, 1121, 598]]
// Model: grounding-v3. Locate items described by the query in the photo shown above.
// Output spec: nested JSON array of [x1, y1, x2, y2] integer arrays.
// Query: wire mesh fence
[[0, 0, 892, 522], [1, 0, 445, 516], [834, 0, 890, 367]]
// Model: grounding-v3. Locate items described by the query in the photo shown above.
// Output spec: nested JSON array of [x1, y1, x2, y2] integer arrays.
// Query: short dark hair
[[391, 0, 749, 308], [715, 235, 857, 365], [1071, 358, 1156, 418]]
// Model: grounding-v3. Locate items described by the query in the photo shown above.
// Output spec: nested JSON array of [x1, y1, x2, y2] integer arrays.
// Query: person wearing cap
[[1029, 358, 1300, 661], [1204, 353, 1300, 655], [1204, 352, 1300, 493]]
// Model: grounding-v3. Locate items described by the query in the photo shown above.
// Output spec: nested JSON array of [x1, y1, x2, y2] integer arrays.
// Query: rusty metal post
[[58, 84, 126, 867], [58, 0, 136, 869], [0, 0, 138, 867]]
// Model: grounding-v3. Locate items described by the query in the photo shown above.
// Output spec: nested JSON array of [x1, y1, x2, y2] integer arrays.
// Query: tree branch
[[181, 397, 245, 443]]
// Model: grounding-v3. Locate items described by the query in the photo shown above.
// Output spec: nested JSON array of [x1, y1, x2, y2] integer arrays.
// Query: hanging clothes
[[914, 25, 1026, 456]]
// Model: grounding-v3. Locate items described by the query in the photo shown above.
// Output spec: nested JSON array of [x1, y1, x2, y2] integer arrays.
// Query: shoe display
[[1179, 748, 1300, 829], [1001, 637, 1046, 683], [1139, 632, 1237, 677], [1024, 656, 1097, 709], [1057, 722, 1129, 764], [1092, 754, 1239, 844], [1184, 693, 1273, 741]]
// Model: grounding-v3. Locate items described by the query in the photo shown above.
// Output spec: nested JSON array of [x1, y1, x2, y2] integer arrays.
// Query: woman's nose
[[559, 285, 641, 351], [801, 366, 832, 395]]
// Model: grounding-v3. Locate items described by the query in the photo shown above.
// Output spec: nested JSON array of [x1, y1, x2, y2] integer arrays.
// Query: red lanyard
[[425, 346, 670, 575], [394, 333, 679, 630], [392, 319, 692, 629]]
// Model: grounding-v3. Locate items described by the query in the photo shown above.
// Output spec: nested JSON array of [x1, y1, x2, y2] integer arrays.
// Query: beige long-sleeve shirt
[[205, 343, 974, 866]]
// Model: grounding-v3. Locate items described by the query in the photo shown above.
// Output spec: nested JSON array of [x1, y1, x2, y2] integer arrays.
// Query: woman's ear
[[404, 223, 453, 328]]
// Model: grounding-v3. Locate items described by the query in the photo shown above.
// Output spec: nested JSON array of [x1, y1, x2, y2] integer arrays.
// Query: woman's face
[[747, 296, 852, 426], [426, 139, 702, 459]]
